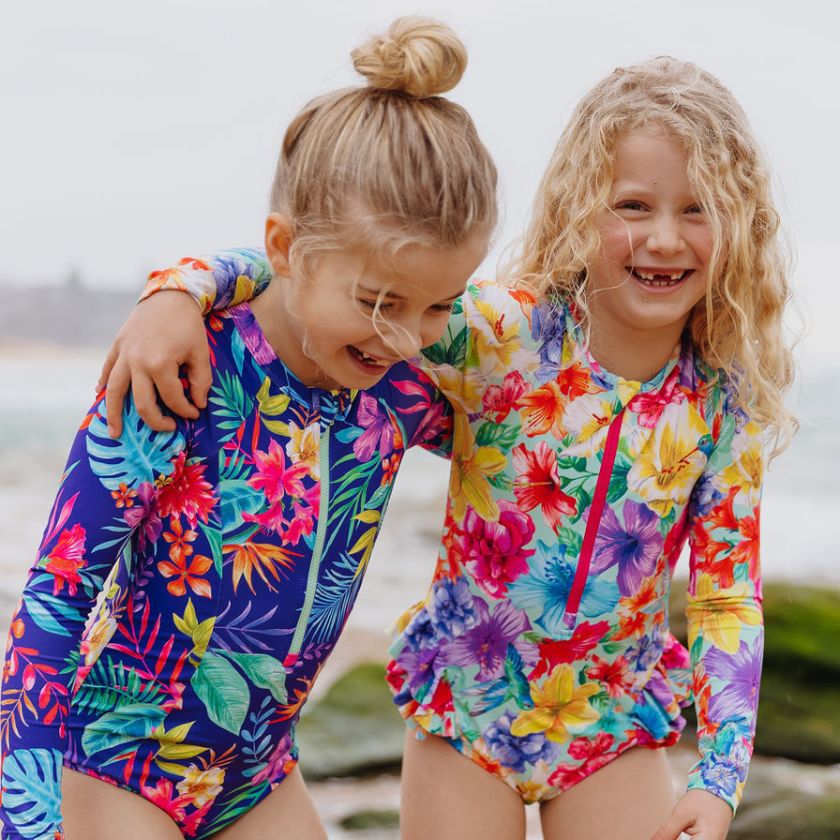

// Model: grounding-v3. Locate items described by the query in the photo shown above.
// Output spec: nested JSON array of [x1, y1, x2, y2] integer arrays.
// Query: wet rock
[[730, 755, 840, 839], [338, 808, 400, 831], [297, 663, 404, 780], [669, 582, 840, 763]]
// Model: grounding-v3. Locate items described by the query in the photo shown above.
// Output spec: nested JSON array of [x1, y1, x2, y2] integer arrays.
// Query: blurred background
[[1, 2, 838, 837]]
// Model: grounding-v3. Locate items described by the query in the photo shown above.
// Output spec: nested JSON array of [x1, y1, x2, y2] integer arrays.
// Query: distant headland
[[0, 273, 137, 347]]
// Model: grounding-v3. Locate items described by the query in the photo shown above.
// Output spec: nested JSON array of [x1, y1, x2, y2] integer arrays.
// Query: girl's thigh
[[215, 765, 327, 840], [400, 730, 526, 840], [62, 766, 182, 840], [540, 747, 677, 840]]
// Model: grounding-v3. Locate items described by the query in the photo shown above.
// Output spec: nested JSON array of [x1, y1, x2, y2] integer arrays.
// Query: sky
[[1, 0, 838, 367]]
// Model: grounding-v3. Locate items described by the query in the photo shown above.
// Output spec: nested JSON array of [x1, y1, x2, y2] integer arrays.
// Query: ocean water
[[1, 346, 838, 642]]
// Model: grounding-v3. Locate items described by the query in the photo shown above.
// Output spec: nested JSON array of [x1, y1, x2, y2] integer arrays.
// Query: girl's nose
[[384, 321, 423, 360], [647, 216, 685, 255]]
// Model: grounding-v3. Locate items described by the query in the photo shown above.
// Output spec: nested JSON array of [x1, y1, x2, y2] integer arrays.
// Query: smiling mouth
[[628, 268, 692, 288], [348, 346, 391, 371]]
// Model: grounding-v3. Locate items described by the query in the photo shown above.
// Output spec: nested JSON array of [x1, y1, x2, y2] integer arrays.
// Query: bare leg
[[62, 766, 182, 840], [540, 747, 677, 840], [400, 731, 526, 840], [215, 766, 327, 840]]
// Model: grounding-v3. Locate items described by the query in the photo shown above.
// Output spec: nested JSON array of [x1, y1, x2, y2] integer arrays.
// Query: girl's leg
[[400, 731, 526, 840], [215, 766, 327, 840], [62, 767, 183, 840], [540, 747, 677, 840]]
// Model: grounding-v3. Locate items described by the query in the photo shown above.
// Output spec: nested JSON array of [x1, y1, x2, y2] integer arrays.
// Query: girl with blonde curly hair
[[91, 56, 794, 840]]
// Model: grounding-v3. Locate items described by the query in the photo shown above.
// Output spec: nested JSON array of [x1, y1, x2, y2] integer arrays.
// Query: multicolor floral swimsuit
[[23, 249, 763, 821], [384, 281, 763, 813], [0, 253, 451, 839]]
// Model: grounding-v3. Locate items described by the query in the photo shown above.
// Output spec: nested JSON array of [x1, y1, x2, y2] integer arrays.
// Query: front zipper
[[560, 408, 625, 635], [283, 426, 331, 669]]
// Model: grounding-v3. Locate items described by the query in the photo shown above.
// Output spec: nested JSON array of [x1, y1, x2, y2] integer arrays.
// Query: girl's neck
[[250, 279, 328, 389], [586, 308, 686, 382]]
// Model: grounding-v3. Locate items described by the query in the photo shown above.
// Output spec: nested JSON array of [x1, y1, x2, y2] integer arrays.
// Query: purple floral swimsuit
[[0, 253, 451, 839]]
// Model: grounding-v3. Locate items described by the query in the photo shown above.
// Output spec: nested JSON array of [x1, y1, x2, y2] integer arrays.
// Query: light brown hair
[[269, 16, 498, 265]]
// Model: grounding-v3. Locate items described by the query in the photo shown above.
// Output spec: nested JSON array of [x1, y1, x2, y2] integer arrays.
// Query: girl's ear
[[265, 213, 294, 276]]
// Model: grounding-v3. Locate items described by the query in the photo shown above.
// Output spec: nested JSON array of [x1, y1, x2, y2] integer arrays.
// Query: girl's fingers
[[649, 812, 689, 840], [104, 359, 131, 437], [187, 349, 213, 410], [131, 374, 175, 433], [155, 363, 200, 420], [97, 343, 119, 393]]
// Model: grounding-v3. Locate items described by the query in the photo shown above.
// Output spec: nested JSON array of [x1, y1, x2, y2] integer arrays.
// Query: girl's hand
[[650, 790, 733, 840], [97, 291, 211, 437]]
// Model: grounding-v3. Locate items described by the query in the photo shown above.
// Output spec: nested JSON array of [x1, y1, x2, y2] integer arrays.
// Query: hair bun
[[351, 17, 467, 98]]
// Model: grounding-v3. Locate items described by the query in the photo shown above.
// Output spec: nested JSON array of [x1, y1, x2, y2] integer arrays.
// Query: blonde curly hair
[[507, 57, 796, 455]]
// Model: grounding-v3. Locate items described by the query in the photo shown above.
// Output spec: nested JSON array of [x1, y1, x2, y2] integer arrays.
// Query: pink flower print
[[44, 524, 87, 596], [123, 481, 163, 550], [460, 499, 535, 598], [482, 371, 527, 423], [628, 366, 684, 429], [248, 440, 309, 503]]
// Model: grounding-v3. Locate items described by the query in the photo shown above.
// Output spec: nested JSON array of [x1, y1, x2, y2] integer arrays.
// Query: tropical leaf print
[[0, 748, 63, 839], [85, 400, 185, 491], [220, 479, 264, 537], [191, 649, 250, 734], [21, 585, 82, 637], [212, 602, 293, 653], [209, 370, 254, 438], [219, 651, 288, 704], [1, 264, 453, 836], [307, 553, 364, 644], [71, 657, 165, 717], [81, 702, 168, 756]]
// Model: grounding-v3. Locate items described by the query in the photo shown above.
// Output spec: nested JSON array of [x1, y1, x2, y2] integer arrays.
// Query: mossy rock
[[296, 663, 404, 779], [731, 793, 840, 839], [338, 808, 400, 831], [669, 583, 840, 763]]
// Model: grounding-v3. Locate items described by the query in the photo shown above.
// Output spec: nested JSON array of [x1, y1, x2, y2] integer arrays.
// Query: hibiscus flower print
[[511, 442, 577, 532], [589, 500, 662, 597], [704, 636, 762, 722]]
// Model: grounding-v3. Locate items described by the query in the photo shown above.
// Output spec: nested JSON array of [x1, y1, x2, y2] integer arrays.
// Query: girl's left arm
[[684, 407, 765, 812]]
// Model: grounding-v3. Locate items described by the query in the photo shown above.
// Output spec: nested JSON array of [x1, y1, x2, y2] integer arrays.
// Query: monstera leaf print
[[0, 748, 63, 838], [85, 399, 185, 491]]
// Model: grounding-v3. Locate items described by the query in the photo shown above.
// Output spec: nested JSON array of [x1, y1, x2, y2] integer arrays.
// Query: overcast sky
[[1, 0, 837, 366]]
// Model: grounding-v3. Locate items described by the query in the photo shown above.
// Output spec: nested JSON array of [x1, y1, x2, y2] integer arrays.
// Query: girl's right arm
[[100, 249, 271, 436], [0, 395, 185, 839]]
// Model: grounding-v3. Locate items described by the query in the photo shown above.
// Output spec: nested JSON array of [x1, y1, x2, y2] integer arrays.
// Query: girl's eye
[[616, 200, 646, 212], [431, 302, 455, 313], [359, 299, 392, 312], [685, 204, 704, 215]]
